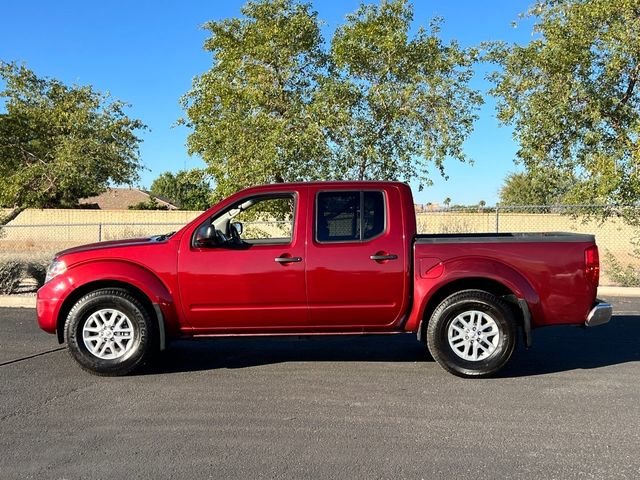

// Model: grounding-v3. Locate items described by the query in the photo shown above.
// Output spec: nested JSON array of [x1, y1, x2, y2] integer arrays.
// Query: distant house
[[79, 188, 178, 210], [414, 203, 441, 213]]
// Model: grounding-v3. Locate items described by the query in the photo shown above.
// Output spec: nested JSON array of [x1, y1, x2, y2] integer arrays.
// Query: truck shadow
[[148, 315, 640, 377], [502, 314, 640, 377]]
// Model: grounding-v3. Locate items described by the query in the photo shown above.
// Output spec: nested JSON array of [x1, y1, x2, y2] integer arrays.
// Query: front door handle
[[275, 256, 303, 264], [370, 254, 398, 261]]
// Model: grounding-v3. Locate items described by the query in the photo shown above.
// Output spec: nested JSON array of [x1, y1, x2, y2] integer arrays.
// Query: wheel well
[[417, 277, 522, 342], [56, 280, 158, 344]]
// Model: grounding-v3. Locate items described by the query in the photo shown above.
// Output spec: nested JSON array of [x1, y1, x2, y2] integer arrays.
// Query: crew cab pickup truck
[[37, 181, 613, 377]]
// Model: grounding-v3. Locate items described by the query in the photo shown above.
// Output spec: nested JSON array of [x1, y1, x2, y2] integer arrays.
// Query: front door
[[178, 190, 308, 333]]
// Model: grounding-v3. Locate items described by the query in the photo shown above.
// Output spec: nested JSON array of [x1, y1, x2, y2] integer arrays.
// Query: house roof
[[79, 188, 178, 210]]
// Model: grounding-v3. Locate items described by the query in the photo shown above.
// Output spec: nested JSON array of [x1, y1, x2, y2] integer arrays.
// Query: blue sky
[[0, 0, 536, 206]]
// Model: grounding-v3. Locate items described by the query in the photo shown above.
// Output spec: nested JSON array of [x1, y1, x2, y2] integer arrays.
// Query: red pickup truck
[[37, 181, 612, 377]]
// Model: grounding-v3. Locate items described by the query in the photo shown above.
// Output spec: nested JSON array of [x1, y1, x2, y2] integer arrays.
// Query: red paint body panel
[[177, 187, 309, 333], [36, 181, 600, 342], [36, 239, 183, 337], [304, 184, 411, 330], [406, 244, 596, 332]]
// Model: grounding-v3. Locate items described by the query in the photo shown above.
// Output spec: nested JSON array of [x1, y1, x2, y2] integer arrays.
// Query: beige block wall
[[8, 209, 202, 225], [1, 209, 203, 245]]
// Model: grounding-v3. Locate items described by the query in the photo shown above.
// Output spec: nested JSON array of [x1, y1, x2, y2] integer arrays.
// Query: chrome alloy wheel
[[82, 309, 135, 360], [447, 310, 500, 362]]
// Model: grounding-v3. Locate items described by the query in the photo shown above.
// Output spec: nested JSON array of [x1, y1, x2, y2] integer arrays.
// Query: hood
[[55, 236, 166, 257]]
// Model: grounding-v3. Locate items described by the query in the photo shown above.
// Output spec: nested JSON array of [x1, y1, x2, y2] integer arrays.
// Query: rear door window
[[316, 191, 385, 242]]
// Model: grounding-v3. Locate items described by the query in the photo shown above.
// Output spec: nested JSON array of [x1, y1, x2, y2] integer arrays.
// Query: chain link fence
[[0, 222, 184, 243], [416, 205, 639, 286], [0, 205, 638, 285], [0, 222, 187, 264]]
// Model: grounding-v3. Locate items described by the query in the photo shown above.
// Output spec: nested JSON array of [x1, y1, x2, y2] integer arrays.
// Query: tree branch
[[617, 62, 639, 109]]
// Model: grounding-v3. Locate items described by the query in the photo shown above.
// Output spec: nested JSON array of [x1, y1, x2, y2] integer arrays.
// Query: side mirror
[[194, 224, 217, 248], [231, 222, 243, 236]]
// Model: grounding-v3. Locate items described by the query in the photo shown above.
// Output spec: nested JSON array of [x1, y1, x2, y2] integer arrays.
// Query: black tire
[[426, 289, 517, 378], [64, 288, 156, 376]]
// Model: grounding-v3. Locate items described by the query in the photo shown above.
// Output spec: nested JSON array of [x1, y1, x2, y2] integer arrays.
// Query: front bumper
[[36, 292, 59, 334], [585, 301, 613, 327], [36, 276, 69, 334]]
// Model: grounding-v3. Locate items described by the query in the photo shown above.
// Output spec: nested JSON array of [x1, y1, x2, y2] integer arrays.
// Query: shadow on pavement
[[502, 314, 640, 377], [148, 332, 428, 374], [146, 315, 640, 377]]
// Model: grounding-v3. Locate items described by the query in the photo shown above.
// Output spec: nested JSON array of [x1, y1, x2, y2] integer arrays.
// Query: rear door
[[305, 186, 408, 329]]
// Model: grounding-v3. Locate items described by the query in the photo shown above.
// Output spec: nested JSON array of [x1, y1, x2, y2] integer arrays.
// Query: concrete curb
[[1, 285, 639, 309], [597, 286, 640, 298], [0, 296, 36, 308]]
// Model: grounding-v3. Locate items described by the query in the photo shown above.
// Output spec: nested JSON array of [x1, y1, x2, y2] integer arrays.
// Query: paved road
[[1, 297, 640, 479]]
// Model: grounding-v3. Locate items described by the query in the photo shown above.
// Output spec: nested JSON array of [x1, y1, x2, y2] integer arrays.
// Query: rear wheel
[[426, 289, 517, 378], [65, 288, 156, 376]]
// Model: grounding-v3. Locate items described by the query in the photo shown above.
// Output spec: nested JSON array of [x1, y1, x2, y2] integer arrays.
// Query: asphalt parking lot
[[2, 297, 640, 479]]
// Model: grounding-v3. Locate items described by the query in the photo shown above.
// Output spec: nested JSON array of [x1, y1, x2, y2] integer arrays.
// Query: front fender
[[69, 260, 173, 303], [38, 259, 183, 341], [406, 256, 541, 332]]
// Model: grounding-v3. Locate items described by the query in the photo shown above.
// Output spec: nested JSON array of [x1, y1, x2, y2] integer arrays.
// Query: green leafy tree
[[180, 0, 329, 201], [150, 169, 212, 210], [489, 0, 640, 222], [499, 169, 575, 205], [128, 197, 170, 211], [322, 0, 482, 187], [182, 0, 482, 198], [0, 62, 146, 208]]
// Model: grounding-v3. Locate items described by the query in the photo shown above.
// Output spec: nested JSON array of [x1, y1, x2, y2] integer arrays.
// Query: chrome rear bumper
[[585, 302, 613, 327]]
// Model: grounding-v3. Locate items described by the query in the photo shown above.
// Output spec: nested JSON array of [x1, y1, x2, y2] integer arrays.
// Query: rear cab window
[[316, 191, 386, 242]]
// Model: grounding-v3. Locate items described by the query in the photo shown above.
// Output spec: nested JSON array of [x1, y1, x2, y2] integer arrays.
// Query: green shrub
[[0, 260, 24, 294], [0, 258, 50, 294], [603, 250, 640, 287], [25, 260, 48, 288], [128, 197, 170, 210]]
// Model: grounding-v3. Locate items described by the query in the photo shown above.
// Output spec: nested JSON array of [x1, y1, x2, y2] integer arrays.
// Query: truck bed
[[415, 232, 595, 244], [412, 231, 598, 329]]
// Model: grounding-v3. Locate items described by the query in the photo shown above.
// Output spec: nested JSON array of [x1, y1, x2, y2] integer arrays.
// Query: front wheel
[[426, 289, 517, 378], [64, 288, 156, 376]]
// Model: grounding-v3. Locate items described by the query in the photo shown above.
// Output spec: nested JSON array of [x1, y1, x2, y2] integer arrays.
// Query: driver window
[[234, 195, 294, 243], [195, 193, 295, 247]]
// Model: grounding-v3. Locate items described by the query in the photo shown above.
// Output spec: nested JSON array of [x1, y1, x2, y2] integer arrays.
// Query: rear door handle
[[370, 254, 398, 261], [275, 256, 303, 264]]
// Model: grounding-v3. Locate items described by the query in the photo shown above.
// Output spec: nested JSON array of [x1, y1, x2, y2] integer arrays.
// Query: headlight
[[45, 259, 66, 284]]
